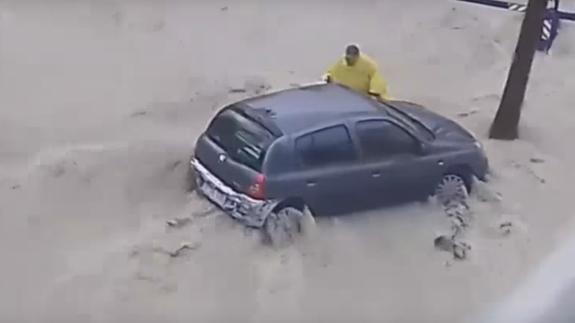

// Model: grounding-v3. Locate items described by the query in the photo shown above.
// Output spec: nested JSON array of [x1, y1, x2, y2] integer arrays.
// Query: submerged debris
[[168, 242, 201, 258], [473, 177, 503, 203], [511, 161, 546, 184], [131, 241, 201, 259], [130, 110, 147, 117], [456, 109, 479, 118], [434, 235, 471, 260], [230, 79, 272, 95], [191, 206, 219, 218], [434, 235, 455, 252], [444, 200, 471, 237], [453, 241, 472, 260], [166, 217, 192, 228], [499, 221, 513, 236], [434, 190, 473, 261], [529, 157, 545, 164], [243, 79, 272, 95]]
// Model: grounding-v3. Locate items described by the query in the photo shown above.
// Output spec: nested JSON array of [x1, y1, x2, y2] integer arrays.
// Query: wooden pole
[[489, 0, 548, 140]]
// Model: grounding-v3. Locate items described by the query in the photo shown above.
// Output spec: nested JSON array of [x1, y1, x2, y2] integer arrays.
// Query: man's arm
[[323, 59, 342, 83], [368, 69, 390, 101]]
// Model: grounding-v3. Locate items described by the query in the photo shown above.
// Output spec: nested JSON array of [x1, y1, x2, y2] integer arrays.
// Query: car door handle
[[371, 171, 382, 178], [306, 180, 317, 187]]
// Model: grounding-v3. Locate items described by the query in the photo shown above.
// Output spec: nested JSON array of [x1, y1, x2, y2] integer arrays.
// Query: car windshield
[[206, 108, 275, 172], [383, 104, 435, 141]]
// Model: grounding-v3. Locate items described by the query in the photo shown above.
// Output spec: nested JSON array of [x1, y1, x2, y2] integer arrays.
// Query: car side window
[[295, 125, 356, 168], [356, 120, 419, 160]]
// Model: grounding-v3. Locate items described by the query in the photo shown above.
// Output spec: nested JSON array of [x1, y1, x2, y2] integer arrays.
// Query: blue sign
[[457, 0, 573, 52]]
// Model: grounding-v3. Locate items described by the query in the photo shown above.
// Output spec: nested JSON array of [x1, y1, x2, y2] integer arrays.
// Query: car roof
[[238, 83, 388, 134]]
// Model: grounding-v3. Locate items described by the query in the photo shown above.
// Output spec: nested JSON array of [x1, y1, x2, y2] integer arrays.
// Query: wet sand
[[1, 1, 575, 322]]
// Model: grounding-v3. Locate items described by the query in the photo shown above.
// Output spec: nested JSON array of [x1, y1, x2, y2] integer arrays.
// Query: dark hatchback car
[[191, 83, 488, 239]]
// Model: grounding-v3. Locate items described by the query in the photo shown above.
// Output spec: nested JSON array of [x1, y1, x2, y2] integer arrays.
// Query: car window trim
[[354, 118, 423, 160]]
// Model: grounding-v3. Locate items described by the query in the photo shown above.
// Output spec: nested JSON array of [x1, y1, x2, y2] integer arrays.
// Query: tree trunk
[[489, 0, 548, 140]]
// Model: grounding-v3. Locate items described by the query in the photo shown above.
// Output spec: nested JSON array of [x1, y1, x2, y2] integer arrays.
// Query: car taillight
[[247, 174, 266, 200]]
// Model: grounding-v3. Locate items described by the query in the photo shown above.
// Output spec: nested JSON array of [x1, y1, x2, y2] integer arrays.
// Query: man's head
[[345, 44, 360, 66]]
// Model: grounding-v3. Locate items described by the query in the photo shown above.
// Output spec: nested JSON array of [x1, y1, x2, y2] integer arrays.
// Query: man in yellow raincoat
[[324, 45, 390, 101]]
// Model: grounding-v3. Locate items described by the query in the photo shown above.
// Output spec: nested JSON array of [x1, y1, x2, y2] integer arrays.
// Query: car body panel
[[192, 83, 489, 226], [286, 162, 375, 215]]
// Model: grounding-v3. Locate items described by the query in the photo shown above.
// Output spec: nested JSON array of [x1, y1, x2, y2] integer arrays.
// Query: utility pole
[[489, 0, 548, 140]]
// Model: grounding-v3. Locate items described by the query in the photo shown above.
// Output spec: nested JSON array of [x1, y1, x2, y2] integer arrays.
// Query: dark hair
[[345, 44, 360, 55]]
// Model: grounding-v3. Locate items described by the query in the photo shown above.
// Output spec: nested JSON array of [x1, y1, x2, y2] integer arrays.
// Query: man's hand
[[368, 92, 382, 101]]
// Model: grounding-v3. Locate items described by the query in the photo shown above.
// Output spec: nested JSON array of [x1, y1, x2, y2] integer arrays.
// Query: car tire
[[264, 206, 315, 247], [434, 173, 470, 207]]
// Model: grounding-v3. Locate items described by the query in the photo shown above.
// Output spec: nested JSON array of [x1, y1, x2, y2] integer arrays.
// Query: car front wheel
[[434, 173, 469, 206]]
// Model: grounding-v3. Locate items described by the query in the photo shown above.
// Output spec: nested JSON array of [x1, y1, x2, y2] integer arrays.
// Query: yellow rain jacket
[[324, 54, 390, 101]]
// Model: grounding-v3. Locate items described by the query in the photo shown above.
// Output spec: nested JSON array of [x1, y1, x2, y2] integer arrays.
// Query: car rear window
[[206, 108, 276, 172]]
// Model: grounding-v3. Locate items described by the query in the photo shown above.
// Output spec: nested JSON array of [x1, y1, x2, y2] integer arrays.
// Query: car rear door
[[354, 119, 441, 206], [290, 124, 370, 215]]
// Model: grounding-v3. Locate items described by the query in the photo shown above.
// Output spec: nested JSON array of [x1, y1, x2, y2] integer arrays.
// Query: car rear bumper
[[191, 159, 275, 228]]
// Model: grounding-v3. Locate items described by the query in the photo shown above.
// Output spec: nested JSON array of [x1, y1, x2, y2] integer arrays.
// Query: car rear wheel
[[434, 174, 469, 206], [264, 206, 315, 247]]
